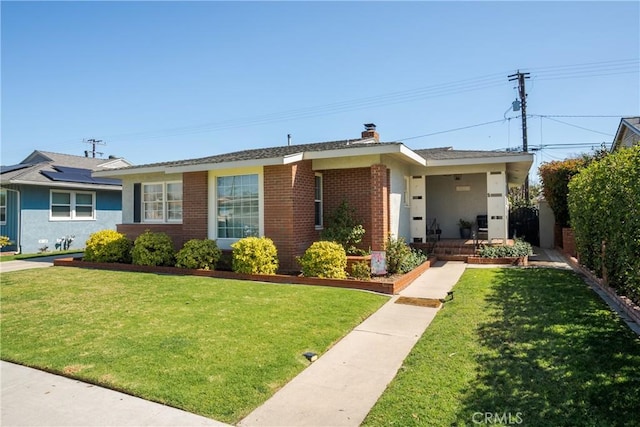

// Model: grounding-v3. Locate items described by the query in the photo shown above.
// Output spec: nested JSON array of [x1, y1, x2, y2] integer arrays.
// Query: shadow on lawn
[[457, 268, 640, 427]]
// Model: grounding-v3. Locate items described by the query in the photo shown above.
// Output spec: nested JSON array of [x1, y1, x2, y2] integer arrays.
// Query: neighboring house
[[1, 150, 131, 254], [610, 116, 640, 152], [95, 125, 533, 271]]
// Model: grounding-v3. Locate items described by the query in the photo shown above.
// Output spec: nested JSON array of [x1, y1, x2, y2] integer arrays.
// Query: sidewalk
[[1, 361, 230, 427], [238, 260, 467, 427], [0, 254, 83, 273]]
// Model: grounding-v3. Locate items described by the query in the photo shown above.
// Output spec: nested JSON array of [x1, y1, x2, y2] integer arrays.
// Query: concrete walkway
[[239, 261, 466, 427], [1, 260, 466, 427], [1, 361, 230, 427], [0, 253, 83, 273]]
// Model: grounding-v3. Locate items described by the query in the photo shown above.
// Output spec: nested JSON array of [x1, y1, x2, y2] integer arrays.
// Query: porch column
[[409, 175, 426, 243], [486, 170, 508, 241], [370, 164, 389, 251]]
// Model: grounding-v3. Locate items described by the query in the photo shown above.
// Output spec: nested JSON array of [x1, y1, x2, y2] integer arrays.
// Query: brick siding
[[117, 223, 186, 250], [182, 171, 208, 240], [264, 161, 319, 272]]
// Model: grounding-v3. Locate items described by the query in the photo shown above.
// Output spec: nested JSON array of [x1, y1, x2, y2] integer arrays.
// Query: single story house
[[95, 125, 533, 271], [610, 116, 640, 152], [1, 150, 131, 253]]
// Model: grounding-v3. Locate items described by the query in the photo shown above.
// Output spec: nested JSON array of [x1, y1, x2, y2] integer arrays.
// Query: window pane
[[0, 190, 6, 206], [76, 206, 93, 217], [76, 193, 93, 205], [52, 192, 71, 204], [0, 207, 6, 223], [217, 174, 259, 238], [52, 205, 71, 218]]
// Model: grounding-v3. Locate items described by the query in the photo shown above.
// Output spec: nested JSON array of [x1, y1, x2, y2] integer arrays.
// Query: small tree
[[321, 200, 366, 255]]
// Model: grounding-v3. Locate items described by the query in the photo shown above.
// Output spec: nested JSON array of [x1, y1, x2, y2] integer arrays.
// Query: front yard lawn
[[364, 268, 640, 427], [0, 267, 387, 424]]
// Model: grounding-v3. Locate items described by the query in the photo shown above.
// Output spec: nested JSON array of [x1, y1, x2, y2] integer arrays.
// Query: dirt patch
[[63, 364, 91, 374], [394, 296, 442, 308]]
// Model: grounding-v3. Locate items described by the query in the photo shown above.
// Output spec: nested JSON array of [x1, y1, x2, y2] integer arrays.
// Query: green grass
[[0, 249, 83, 262], [0, 267, 387, 423], [364, 268, 640, 427]]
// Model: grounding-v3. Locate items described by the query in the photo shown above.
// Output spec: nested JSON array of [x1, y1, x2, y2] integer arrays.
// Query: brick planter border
[[53, 256, 438, 295], [467, 256, 528, 266], [559, 252, 640, 328]]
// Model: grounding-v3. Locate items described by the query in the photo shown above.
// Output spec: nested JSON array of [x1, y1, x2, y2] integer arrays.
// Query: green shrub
[[231, 237, 278, 275], [568, 145, 640, 304], [400, 248, 428, 274], [175, 239, 222, 270], [84, 230, 132, 263], [0, 236, 11, 248], [321, 200, 366, 255], [478, 239, 533, 258], [298, 241, 347, 279], [131, 231, 175, 267], [385, 236, 412, 275], [350, 261, 371, 280]]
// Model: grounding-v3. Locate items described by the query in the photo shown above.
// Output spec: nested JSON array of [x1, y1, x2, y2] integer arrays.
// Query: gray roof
[[1, 150, 128, 188], [112, 138, 399, 171], [414, 147, 530, 160]]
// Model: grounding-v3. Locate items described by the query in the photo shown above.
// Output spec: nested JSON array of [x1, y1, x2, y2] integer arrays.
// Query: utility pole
[[508, 70, 530, 199], [84, 138, 105, 158]]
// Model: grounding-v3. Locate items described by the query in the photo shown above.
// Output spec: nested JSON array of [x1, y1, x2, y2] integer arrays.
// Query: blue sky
[[2, 1, 639, 182]]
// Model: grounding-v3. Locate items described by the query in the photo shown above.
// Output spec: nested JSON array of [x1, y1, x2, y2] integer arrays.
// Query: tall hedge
[[539, 149, 607, 227], [568, 145, 640, 304]]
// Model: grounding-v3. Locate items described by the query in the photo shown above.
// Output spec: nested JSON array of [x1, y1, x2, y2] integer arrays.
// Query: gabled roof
[[1, 150, 131, 190], [93, 136, 533, 185], [95, 138, 427, 176], [611, 117, 640, 151]]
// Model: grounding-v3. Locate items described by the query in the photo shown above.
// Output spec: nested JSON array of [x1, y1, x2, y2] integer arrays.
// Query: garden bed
[[53, 256, 438, 295], [467, 255, 528, 266]]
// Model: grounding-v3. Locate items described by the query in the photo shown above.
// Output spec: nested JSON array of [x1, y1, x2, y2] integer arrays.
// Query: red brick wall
[[117, 223, 185, 250], [322, 167, 372, 250], [182, 171, 208, 241], [370, 164, 389, 251], [562, 227, 577, 258], [264, 161, 319, 272]]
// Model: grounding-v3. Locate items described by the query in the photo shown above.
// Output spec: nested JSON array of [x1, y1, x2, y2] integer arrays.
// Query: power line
[[396, 119, 506, 141]]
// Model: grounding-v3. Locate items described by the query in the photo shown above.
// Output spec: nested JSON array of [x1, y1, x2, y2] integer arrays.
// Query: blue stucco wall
[[14, 185, 123, 254]]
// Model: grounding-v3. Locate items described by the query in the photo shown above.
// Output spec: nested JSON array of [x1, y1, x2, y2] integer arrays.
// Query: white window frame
[[142, 181, 182, 223], [0, 189, 6, 225], [215, 174, 260, 239], [49, 190, 96, 221], [315, 173, 323, 229], [403, 176, 411, 207]]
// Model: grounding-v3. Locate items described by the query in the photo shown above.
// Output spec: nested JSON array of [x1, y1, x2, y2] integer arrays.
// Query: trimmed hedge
[[568, 145, 640, 304], [175, 239, 222, 270], [231, 237, 278, 275], [84, 230, 132, 263], [131, 231, 175, 267], [298, 241, 347, 279], [477, 239, 533, 258]]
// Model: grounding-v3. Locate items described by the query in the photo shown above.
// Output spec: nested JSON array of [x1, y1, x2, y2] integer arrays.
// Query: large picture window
[[143, 182, 182, 222], [50, 190, 95, 220], [217, 174, 259, 238], [0, 189, 6, 224]]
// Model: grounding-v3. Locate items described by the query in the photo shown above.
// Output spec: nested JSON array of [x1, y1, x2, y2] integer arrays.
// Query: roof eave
[[3, 179, 122, 191], [426, 153, 533, 167]]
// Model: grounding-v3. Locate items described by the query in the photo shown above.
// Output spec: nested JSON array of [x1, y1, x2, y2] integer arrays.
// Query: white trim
[[49, 189, 96, 221], [0, 188, 6, 225], [314, 173, 323, 230], [5, 179, 121, 191], [208, 168, 264, 249], [141, 181, 183, 224], [425, 153, 533, 167]]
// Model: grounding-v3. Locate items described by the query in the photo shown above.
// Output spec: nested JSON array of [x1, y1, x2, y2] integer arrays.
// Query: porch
[[412, 238, 514, 262]]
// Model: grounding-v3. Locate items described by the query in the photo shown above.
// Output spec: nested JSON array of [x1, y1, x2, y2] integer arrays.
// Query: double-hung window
[[315, 174, 323, 229], [217, 174, 259, 238], [0, 189, 6, 224], [142, 182, 182, 222], [50, 190, 95, 220]]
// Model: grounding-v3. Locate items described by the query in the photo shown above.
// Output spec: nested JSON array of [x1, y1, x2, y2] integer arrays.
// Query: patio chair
[[476, 215, 488, 240]]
